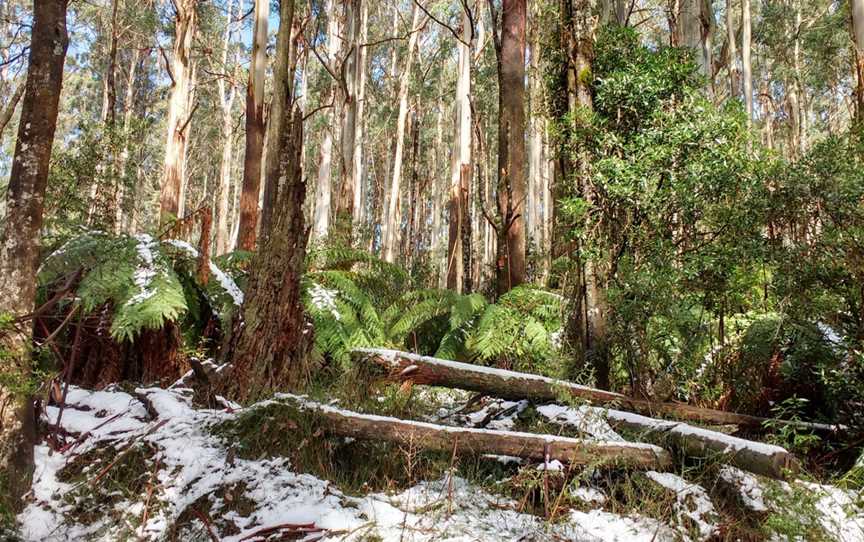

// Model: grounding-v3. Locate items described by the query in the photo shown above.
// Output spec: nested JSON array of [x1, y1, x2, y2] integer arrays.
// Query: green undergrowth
[[0, 472, 19, 540], [42, 383, 848, 541], [759, 480, 833, 541]]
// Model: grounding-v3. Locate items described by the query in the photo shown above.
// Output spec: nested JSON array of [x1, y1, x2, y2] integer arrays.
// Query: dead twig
[[190, 507, 220, 542], [238, 522, 324, 541], [88, 419, 168, 488]]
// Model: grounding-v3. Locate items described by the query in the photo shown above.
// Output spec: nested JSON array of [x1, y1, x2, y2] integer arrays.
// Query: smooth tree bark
[[215, 0, 239, 254], [334, 0, 363, 241], [742, 0, 753, 126], [261, 0, 298, 239], [447, 4, 473, 292], [351, 1, 369, 228], [676, 0, 715, 90], [382, 3, 424, 262], [600, 0, 636, 26], [313, 0, 341, 241], [237, 0, 269, 251], [853, 0, 864, 121], [528, 3, 545, 258], [0, 0, 69, 511], [114, 46, 142, 233], [760, 74, 775, 149], [489, 0, 527, 295], [432, 80, 446, 286], [792, 3, 807, 156], [726, 0, 739, 99], [159, 0, 198, 224]]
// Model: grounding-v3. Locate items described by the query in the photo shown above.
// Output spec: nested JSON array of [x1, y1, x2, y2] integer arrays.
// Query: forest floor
[[16, 368, 864, 541]]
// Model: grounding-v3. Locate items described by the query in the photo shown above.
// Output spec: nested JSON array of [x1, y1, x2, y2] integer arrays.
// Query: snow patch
[[646, 471, 719, 541], [308, 283, 340, 320], [537, 403, 625, 441], [126, 234, 157, 306]]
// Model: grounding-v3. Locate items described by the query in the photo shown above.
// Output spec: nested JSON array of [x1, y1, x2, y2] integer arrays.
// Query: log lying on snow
[[353, 348, 838, 433], [272, 394, 672, 470], [353, 349, 801, 479], [547, 404, 798, 480]]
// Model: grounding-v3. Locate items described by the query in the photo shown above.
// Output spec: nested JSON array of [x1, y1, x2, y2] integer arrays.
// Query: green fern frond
[[449, 293, 488, 330], [387, 295, 454, 343], [38, 232, 242, 343]]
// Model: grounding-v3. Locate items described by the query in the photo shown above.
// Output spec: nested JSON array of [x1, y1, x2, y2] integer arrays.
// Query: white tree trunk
[[677, 0, 714, 90], [177, 59, 197, 220], [382, 3, 424, 262], [793, 4, 807, 156], [159, 0, 197, 224], [352, 1, 369, 226], [336, 0, 360, 233], [114, 47, 140, 233], [447, 5, 472, 290], [726, 0, 739, 99], [215, 0, 238, 254], [433, 87, 445, 287], [742, 0, 753, 126], [542, 121, 553, 282], [312, 0, 341, 240], [528, 15, 543, 253]]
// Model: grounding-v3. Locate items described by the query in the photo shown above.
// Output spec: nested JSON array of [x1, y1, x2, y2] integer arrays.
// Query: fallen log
[[539, 403, 798, 480], [353, 349, 802, 479], [353, 348, 838, 434], [272, 393, 672, 470]]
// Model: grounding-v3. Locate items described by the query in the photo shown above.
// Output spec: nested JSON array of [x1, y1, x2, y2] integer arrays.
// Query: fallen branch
[[273, 394, 672, 470], [88, 419, 167, 487], [545, 404, 799, 479], [238, 522, 324, 541], [353, 349, 801, 479], [353, 349, 839, 433]]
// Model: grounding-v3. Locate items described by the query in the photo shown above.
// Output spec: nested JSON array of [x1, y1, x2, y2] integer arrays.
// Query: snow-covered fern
[[39, 232, 243, 342]]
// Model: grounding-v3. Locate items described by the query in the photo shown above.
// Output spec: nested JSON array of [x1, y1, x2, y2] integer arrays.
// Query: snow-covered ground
[[17, 384, 864, 541]]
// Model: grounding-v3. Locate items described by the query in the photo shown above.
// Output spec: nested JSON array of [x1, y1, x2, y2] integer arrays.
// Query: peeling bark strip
[[0, 0, 70, 512], [272, 394, 672, 470], [353, 350, 837, 433], [354, 350, 807, 479], [159, 0, 198, 224], [237, 0, 269, 251]]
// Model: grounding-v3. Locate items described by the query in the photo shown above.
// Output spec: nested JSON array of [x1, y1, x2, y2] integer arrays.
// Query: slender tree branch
[[412, 0, 470, 47]]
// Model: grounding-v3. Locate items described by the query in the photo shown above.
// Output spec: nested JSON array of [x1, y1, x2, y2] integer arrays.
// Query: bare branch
[[412, 0, 470, 47]]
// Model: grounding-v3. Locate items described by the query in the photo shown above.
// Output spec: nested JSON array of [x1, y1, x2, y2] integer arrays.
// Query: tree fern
[[302, 249, 565, 373], [39, 232, 242, 342]]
